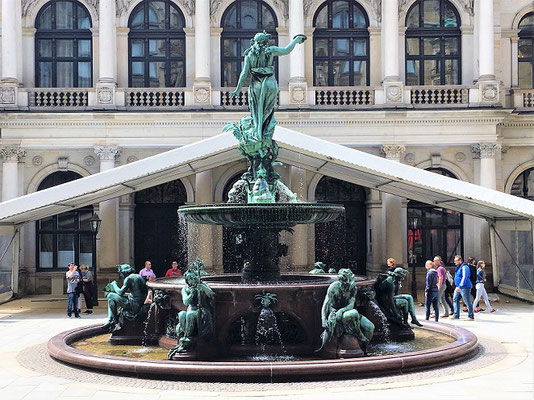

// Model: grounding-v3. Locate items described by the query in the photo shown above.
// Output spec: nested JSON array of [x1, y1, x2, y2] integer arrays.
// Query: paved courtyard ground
[[0, 293, 532, 400]]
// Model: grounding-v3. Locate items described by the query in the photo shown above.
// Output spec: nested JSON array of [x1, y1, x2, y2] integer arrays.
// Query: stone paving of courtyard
[[0, 293, 532, 400]]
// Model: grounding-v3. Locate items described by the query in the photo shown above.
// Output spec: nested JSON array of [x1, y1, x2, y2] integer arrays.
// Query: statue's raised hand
[[294, 34, 307, 44], [229, 89, 240, 97]]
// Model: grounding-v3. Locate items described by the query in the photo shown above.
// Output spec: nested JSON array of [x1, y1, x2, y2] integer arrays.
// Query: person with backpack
[[434, 255, 452, 317], [450, 255, 474, 320]]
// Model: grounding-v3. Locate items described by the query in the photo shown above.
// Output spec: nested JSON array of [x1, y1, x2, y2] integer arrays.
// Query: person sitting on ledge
[[165, 261, 183, 277], [139, 260, 156, 281]]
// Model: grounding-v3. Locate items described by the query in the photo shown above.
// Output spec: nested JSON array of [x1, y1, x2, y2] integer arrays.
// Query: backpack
[[446, 270, 454, 286]]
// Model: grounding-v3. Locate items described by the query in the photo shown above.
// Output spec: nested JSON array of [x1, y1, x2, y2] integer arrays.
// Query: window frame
[[35, 172, 95, 271], [405, 0, 462, 86], [312, 0, 370, 87], [128, 0, 186, 88], [35, 0, 93, 88], [518, 13, 534, 89], [220, 0, 279, 88]]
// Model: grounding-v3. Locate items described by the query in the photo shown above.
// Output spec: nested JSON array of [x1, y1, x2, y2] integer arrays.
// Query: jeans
[[474, 283, 492, 310], [453, 288, 474, 319], [438, 284, 450, 315], [67, 292, 79, 317], [425, 290, 439, 321]]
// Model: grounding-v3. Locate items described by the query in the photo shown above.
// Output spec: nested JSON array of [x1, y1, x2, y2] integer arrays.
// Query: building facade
[[0, 0, 533, 297]]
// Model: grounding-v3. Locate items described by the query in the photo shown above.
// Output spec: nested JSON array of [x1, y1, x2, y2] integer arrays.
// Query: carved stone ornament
[[117, 0, 194, 17], [126, 155, 138, 164], [384, 83, 403, 103], [481, 82, 499, 102], [471, 143, 502, 159], [399, 0, 473, 16], [0, 147, 26, 162], [455, 152, 466, 162], [210, 0, 223, 22], [97, 87, 114, 104], [194, 86, 211, 104], [32, 155, 44, 167], [94, 146, 122, 161], [289, 84, 307, 104], [381, 145, 406, 161], [0, 87, 16, 105], [303, 0, 314, 17], [84, 155, 96, 166], [404, 153, 415, 164], [272, 0, 289, 20], [372, 0, 382, 23]]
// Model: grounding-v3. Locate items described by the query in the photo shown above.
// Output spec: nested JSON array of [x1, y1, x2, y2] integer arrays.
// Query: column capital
[[471, 143, 502, 159], [94, 146, 122, 161], [381, 144, 406, 161], [0, 147, 26, 162]]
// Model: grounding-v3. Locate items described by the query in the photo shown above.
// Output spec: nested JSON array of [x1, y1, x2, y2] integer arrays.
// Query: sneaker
[[462, 307, 467, 312], [440, 314, 449, 318], [474, 309, 479, 313], [466, 317, 475, 321], [490, 309, 497, 313], [75, 315, 81, 318], [449, 316, 459, 319], [475, 307, 481, 312], [449, 312, 454, 316], [83, 310, 93, 314], [67, 314, 72, 318]]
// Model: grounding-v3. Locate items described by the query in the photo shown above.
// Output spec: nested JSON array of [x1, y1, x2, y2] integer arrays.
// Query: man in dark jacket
[[424, 260, 439, 321], [451, 255, 474, 320]]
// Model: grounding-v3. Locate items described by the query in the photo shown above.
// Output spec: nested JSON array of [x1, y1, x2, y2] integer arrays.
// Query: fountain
[[47, 31, 478, 381]]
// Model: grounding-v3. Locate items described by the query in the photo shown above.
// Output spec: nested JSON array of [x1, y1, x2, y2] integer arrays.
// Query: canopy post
[[488, 220, 499, 288]]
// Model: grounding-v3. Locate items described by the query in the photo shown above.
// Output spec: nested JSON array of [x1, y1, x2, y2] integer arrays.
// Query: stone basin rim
[[47, 323, 478, 381]]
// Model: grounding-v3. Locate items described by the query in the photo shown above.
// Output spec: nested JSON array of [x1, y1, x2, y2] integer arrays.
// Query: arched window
[[37, 172, 95, 270], [315, 176, 367, 274], [35, 0, 93, 88], [511, 167, 534, 201], [313, 0, 370, 86], [407, 168, 463, 268], [519, 13, 534, 88], [221, 0, 278, 87], [128, 0, 186, 87], [405, 0, 461, 85]]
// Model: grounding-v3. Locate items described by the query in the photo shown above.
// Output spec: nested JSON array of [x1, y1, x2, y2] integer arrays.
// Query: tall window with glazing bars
[[405, 0, 461, 86], [35, 0, 93, 87], [518, 13, 534, 88], [128, 0, 186, 87], [221, 0, 278, 87], [313, 0, 370, 87]]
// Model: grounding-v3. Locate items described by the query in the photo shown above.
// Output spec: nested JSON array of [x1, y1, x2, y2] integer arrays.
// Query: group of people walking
[[424, 255, 496, 322]]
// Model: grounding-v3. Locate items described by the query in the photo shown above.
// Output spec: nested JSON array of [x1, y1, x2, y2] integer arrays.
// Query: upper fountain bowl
[[179, 203, 344, 228]]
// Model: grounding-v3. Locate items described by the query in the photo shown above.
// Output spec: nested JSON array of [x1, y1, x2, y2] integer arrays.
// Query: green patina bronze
[[102, 264, 148, 332], [309, 261, 327, 274], [317, 269, 375, 354], [224, 31, 307, 203], [168, 264, 215, 358]]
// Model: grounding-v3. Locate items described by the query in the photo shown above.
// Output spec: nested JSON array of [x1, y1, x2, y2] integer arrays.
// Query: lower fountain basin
[[48, 322, 478, 381], [178, 203, 345, 228]]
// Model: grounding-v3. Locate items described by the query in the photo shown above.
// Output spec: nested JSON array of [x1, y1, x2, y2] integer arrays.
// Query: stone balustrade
[[29, 89, 90, 108], [409, 86, 469, 106], [313, 87, 374, 107], [511, 89, 534, 109], [125, 88, 185, 108], [220, 88, 249, 108]]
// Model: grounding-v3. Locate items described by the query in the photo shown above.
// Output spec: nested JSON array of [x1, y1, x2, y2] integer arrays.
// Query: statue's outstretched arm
[[114, 277, 130, 296], [270, 34, 307, 56], [230, 56, 251, 97]]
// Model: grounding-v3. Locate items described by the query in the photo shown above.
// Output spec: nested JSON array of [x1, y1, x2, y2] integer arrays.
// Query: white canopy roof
[[0, 126, 532, 225]]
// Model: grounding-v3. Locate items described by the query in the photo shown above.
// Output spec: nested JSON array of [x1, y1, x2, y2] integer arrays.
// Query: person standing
[[139, 261, 157, 282], [165, 261, 183, 277], [386, 258, 399, 295], [66, 263, 81, 318], [79, 265, 94, 314], [434, 255, 451, 317], [466, 257, 478, 303], [473, 260, 496, 313], [450, 255, 474, 320], [424, 260, 439, 322]]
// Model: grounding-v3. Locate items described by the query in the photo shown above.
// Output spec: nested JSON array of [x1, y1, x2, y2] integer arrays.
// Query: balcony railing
[[410, 86, 468, 105], [125, 88, 185, 108], [29, 89, 90, 108], [220, 88, 249, 108], [511, 89, 534, 109], [314, 87, 374, 107]]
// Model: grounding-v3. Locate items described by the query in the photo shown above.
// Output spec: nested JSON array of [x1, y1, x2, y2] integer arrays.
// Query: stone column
[[471, 143, 501, 261], [193, 171, 215, 271], [476, 0, 499, 104], [193, 1, 212, 106], [94, 147, 121, 272], [510, 36, 519, 87], [381, 0, 403, 105], [288, 0, 308, 105], [1, 0, 21, 107], [0, 147, 25, 201], [380, 145, 406, 266], [289, 167, 309, 271], [96, 0, 117, 107]]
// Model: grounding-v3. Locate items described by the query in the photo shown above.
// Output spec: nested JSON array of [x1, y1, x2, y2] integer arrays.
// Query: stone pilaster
[[1, 147, 25, 201], [381, 0, 403, 106], [1, 0, 21, 107], [193, 0, 212, 106], [97, 0, 117, 107], [477, 0, 499, 104], [288, 0, 308, 106]]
